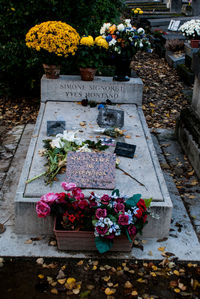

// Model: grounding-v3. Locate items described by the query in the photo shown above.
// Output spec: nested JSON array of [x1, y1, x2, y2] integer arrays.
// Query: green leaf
[[125, 228, 132, 243], [95, 237, 113, 253], [144, 198, 152, 208], [112, 189, 119, 197], [92, 219, 98, 226], [126, 194, 141, 208]]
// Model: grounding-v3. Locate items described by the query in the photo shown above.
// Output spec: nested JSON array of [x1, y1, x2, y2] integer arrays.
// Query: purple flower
[[100, 194, 111, 205], [118, 214, 129, 226], [61, 182, 76, 191], [40, 193, 58, 205], [36, 201, 51, 218], [128, 225, 137, 236], [96, 225, 108, 236], [114, 203, 125, 213], [96, 208, 107, 219]]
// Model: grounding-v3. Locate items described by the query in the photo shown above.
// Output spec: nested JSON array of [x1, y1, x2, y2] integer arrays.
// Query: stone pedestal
[[169, 0, 182, 13], [15, 76, 172, 239]]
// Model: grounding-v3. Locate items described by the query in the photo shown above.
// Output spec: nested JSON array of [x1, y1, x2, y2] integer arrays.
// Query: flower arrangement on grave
[[179, 19, 200, 40], [26, 131, 108, 186], [36, 182, 152, 253], [99, 20, 151, 81], [152, 29, 167, 38], [77, 35, 109, 81], [25, 21, 80, 78]]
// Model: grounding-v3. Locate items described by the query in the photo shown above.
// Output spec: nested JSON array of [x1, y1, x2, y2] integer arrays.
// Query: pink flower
[[95, 208, 107, 219], [72, 188, 84, 200], [100, 194, 111, 205], [40, 193, 58, 205], [114, 203, 125, 213], [128, 225, 137, 236], [96, 225, 108, 236], [55, 192, 66, 203], [61, 182, 76, 191], [115, 197, 125, 204], [36, 201, 51, 218], [78, 199, 88, 209], [118, 214, 129, 226]]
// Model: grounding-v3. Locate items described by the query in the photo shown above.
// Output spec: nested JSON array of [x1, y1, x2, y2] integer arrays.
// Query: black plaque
[[114, 142, 136, 158], [47, 121, 66, 136], [97, 108, 124, 128]]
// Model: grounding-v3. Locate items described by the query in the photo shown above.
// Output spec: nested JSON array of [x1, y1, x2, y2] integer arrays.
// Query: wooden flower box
[[53, 218, 133, 252]]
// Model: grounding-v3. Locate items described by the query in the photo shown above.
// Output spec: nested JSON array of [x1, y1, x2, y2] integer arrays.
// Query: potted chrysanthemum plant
[[25, 21, 80, 78], [36, 182, 152, 253], [77, 35, 109, 81]]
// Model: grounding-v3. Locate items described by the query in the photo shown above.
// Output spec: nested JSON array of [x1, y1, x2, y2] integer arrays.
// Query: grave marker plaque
[[47, 121, 66, 136], [66, 152, 116, 189], [97, 108, 124, 128], [114, 142, 136, 158]]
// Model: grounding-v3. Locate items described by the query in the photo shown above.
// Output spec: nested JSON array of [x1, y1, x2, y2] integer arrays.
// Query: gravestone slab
[[114, 142, 136, 158], [97, 108, 124, 128], [47, 121, 65, 136], [66, 152, 116, 189], [165, 51, 185, 68], [184, 42, 199, 59], [15, 77, 172, 239], [41, 75, 143, 105]]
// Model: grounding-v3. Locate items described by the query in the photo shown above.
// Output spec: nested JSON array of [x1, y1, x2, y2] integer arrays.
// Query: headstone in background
[[169, 0, 182, 13], [66, 152, 116, 189], [47, 121, 66, 136], [97, 108, 124, 128], [192, 0, 200, 16]]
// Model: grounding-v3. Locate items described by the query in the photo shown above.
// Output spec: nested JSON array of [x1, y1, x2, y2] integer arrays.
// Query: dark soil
[[0, 258, 200, 299]]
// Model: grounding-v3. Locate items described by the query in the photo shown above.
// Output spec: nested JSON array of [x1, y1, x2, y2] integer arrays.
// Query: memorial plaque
[[114, 142, 136, 158], [66, 152, 116, 189], [97, 108, 124, 128], [47, 121, 66, 136]]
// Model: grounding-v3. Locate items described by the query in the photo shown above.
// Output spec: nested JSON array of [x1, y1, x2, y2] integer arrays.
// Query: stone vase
[[190, 40, 200, 48], [53, 217, 133, 251], [79, 67, 96, 81], [43, 64, 61, 79]]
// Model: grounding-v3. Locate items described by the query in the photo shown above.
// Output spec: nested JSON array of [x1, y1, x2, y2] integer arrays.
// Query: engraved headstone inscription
[[97, 108, 124, 128], [66, 152, 116, 189], [114, 142, 136, 158], [47, 121, 66, 136]]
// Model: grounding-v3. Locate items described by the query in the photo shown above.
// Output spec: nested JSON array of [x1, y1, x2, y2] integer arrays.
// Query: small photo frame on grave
[[47, 121, 66, 136], [114, 142, 136, 158]]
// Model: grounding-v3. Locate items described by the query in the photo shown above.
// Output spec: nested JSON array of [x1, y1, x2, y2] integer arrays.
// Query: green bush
[[0, 0, 125, 97]]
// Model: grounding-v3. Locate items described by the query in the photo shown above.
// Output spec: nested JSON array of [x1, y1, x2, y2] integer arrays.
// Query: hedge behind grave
[[0, 0, 124, 97]]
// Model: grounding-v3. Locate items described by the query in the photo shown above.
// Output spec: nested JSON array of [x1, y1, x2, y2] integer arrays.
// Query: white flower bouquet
[[179, 19, 200, 40]]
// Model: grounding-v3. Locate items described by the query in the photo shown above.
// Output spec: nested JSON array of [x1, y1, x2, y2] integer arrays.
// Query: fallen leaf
[[24, 239, 33, 244], [102, 276, 111, 282], [36, 258, 44, 265], [174, 288, 180, 293], [124, 281, 133, 288], [58, 279, 66, 285], [51, 288, 58, 295], [158, 246, 166, 252], [131, 290, 138, 296], [38, 274, 44, 279], [125, 135, 131, 139], [77, 260, 84, 266], [73, 288, 80, 294], [105, 288, 116, 295]]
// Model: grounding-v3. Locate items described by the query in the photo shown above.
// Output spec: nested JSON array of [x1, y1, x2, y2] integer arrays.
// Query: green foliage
[[95, 236, 113, 253], [0, 0, 124, 96], [125, 194, 141, 208]]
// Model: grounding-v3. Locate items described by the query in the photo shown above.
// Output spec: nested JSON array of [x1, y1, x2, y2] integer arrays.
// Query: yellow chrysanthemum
[[95, 38, 109, 49], [139, 10, 143, 14], [136, 8, 141, 10], [134, 10, 138, 14], [95, 36, 103, 43], [80, 36, 94, 46], [25, 21, 80, 57]]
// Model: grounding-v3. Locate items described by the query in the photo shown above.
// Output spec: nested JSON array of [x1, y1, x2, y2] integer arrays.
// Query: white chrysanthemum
[[125, 19, 131, 25], [138, 27, 145, 34], [117, 23, 125, 31]]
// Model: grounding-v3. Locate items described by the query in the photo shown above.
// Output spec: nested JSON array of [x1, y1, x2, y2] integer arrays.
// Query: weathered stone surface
[[97, 108, 124, 128], [184, 42, 199, 59], [169, 0, 182, 13], [192, 76, 200, 118], [165, 51, 185, 68], [41, 75, 143, 105]]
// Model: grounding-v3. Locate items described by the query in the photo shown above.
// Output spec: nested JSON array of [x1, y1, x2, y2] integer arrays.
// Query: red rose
[[55, 192, 66, 203], [96, 208, 107, 219], [118, 214, 129, 226], [78, 199, 88, 209], [128, 225, 136, 236], [115, 198, 125, 204], [135, 208, 143, 219], [137, 199, 147, 212], [72, 188, 84, 200], [36, 201, 51, 218], [100, 194, 111, 205], [96, 225, 108, 236]]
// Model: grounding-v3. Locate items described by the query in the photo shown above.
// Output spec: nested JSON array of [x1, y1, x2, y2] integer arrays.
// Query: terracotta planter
[[190, 40, 200, 48], [79, 68, 96, 81], [43, 64, 61, 79], [54, 218, 133, 252]]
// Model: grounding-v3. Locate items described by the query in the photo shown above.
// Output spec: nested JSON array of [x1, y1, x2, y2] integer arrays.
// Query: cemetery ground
[[0, 52, 200, 298]]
